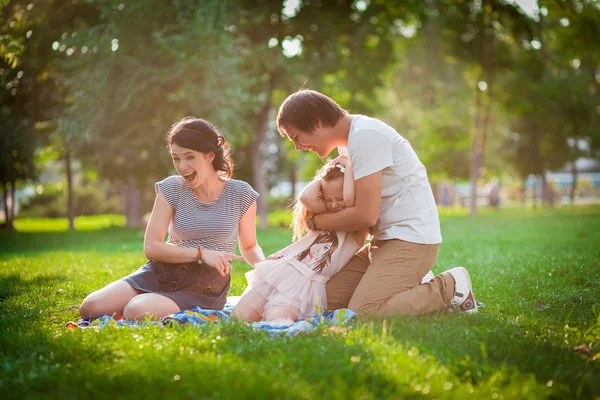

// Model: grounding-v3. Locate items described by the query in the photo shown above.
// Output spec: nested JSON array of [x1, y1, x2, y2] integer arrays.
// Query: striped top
[[155, 176, 259, 254]]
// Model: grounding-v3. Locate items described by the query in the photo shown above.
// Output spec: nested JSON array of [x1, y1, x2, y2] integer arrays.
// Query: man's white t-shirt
[[344, 115, 442, 244]]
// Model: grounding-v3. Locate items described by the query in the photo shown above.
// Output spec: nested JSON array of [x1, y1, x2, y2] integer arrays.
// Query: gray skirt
[[122, 260, 230, 311]]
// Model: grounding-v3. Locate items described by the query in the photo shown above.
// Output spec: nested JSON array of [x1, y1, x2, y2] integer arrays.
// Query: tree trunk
[[65, 149, 75, 230], [570, 164, 577, 205], [8, 181, 15, 232], [2, 183, 9, 230], [520, 179, 527, 207], [470, 1, 496, 216], [532, 176, 539, 209], [249, 142, 268, 229], [249, 71, 278, 229], [541, 174, 554, 207], [124, 176, 142, 228], [469, 87, 483, 216]]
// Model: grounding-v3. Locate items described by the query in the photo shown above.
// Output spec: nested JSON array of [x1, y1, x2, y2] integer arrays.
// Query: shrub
[[19, 183, 124, 218]]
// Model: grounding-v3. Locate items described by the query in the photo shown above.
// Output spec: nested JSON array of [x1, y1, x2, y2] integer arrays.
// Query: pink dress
[[240, 230, 362, 319]]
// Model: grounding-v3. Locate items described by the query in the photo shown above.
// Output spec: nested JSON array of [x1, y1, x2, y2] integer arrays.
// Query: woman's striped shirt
[[155, 176, 259, 254]]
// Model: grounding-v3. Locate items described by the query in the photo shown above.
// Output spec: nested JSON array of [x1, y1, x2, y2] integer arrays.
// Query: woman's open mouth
[[182, 171, 197, 183]]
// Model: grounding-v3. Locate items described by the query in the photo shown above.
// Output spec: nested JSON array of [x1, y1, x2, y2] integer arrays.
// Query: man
[[276, 89, 477, 317]]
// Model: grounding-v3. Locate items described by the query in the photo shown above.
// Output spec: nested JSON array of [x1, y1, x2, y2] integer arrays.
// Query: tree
[[1, 0, 100, 229], [57, 0, 250, 227], [381, 7, 473, 186], [501, 0, 600, 206], [0, 113, 35, 230]]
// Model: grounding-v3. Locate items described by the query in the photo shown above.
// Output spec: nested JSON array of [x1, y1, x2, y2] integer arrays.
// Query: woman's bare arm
[[143, 191, 198, 263], [238, 201, 265, 268]]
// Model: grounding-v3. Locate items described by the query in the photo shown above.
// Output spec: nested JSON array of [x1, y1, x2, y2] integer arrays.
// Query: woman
[[79, 117, 265, 321]]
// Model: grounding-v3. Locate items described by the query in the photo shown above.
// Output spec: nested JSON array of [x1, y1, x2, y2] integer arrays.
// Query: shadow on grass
[[0, 321, 432, 399], [0, 227, 143, 258], [0, 274, 67, 306], [370, 310, 600, 399]]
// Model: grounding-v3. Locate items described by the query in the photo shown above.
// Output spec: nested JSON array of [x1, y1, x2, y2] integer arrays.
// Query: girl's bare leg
[[231, 300, 262, 322], [122, 293, 181, 321], [79, 280, 140, 320], [231, 288, 267, 322], [263, 305, 299, 323]]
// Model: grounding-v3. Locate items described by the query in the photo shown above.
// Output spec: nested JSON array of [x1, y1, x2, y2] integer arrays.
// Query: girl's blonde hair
[[291, 159, 344, 240]]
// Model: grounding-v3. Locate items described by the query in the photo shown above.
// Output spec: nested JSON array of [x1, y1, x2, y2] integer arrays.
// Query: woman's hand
[[201, 249, 244, 276]]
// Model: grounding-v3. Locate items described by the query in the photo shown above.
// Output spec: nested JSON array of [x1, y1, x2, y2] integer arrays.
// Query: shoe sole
[[455, 267, 478, 313]]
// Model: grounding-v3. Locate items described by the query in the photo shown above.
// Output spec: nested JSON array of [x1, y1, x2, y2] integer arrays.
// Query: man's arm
[[313, 170, 382, 231]]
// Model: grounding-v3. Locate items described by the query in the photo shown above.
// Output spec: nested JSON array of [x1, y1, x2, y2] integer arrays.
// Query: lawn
[[1, 207, 599, 399]]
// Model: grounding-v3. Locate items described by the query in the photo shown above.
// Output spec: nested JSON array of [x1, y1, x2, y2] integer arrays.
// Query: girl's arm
[[238, 201, 265, 268], [313, 171, 383, 232], [298, 180, 327, 215], [336, 156, 356, 207], [338, 158, 369, 246]]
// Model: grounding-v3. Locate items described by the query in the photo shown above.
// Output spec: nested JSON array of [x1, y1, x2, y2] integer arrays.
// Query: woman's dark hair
[[276, 89, 347, 136], [167, 117, 234, 178]]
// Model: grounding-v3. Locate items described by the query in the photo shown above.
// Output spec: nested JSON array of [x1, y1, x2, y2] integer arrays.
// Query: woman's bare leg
[[79, 280, 141, 319], [122, 293, 181, 321]]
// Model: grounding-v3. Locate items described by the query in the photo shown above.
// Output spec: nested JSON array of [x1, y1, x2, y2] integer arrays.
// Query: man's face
[[284, 124, 336, 158]]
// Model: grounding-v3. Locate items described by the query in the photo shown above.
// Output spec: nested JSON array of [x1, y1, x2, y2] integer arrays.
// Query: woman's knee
[[122, 295, 179, 321], [79, 295, 101, 318], [122, 299, 151, 321], [79, 280, 136, 319]]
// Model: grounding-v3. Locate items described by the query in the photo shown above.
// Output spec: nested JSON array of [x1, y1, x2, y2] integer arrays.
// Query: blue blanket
[[67, 299, 356, 337]]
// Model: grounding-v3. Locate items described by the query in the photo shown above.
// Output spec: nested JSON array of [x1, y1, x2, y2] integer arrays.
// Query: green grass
[[1, 207, 599, 399]]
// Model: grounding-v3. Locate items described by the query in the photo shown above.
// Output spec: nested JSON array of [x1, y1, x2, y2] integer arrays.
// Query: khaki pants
[[326, 239, 455, 317]]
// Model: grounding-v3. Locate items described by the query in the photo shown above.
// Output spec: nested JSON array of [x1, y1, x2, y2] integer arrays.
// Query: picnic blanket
[[66, 296, 356, 337]]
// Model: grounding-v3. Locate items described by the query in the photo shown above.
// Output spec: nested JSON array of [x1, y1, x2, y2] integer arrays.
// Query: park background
[[1, 0, 599, 399]]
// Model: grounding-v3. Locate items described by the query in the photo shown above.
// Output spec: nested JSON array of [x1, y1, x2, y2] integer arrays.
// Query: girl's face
[[321, 177, 345, 212], [310, 242, 332, 258], [170, 143, 214, 188]]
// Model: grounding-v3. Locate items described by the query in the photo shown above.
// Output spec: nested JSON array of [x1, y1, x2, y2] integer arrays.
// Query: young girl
[[232, 157, 368, 322]]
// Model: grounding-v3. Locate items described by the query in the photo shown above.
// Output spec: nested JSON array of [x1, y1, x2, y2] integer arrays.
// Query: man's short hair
[[276, 89, 347, 136]]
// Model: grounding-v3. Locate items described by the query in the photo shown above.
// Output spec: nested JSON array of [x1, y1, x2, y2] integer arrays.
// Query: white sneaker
[[448, 267, 478, 313], [421, 270, 434, 284]]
